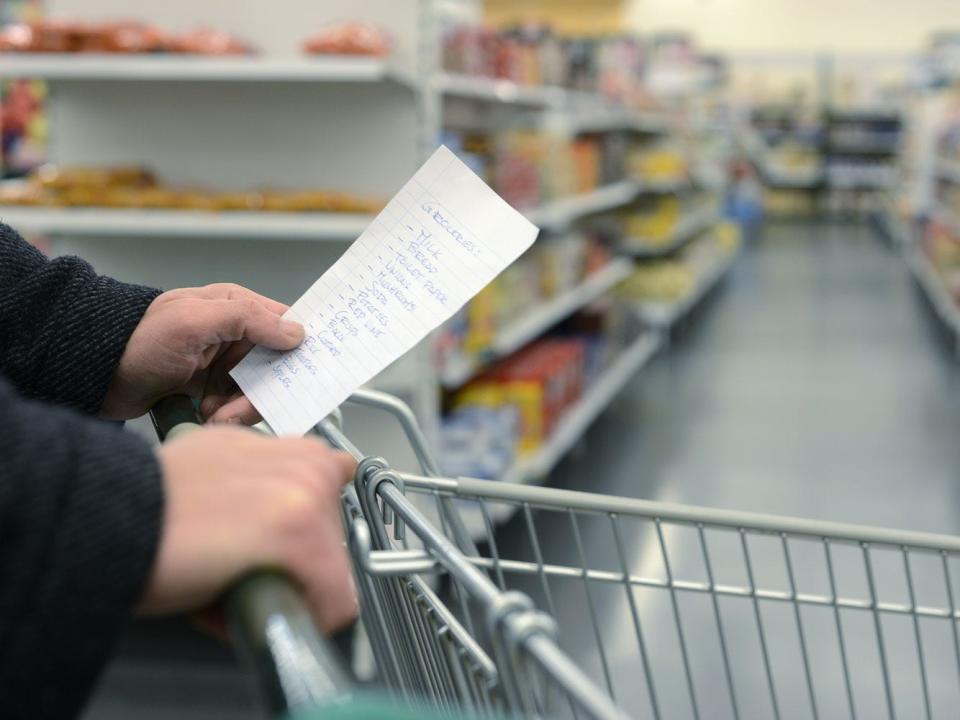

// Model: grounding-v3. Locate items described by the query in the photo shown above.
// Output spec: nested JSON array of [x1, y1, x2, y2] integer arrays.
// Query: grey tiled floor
[[85, 220, 960, 718]]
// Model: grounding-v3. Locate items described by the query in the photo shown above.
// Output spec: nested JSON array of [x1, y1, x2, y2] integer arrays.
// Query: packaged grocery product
[[169, 27, 252, 55], [618, 261, 696, 302], [0, 19, 253, 55], [302, 23, 390, 57], [439, 406, 518, 480], [84, 21, 169, 53], [0, 165, 384, 215]]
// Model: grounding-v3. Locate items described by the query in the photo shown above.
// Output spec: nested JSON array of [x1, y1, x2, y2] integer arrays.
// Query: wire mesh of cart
[[318, 389, 960, 720], [154, 390, 960, 720]]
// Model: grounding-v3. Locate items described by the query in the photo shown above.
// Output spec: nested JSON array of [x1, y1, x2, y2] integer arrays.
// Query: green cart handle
[[150, 396, 354, 717]]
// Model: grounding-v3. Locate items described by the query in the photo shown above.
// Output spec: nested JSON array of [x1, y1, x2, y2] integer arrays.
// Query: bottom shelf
[[455, 331, 662, 537], [634, 248, 740, 328], [500, 331, 663, 485], [904, 246, 960, 340]]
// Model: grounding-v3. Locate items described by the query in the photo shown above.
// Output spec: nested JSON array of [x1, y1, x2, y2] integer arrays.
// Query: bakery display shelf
[[905, 246, 960, 339], [0, 206, 373, 240], [498, 330, 662, 488], [440, 258, 634, 388], [634, 249, 739, 328], [523, 179, 640, 231], [0, 53, 395, 82], [625, 205, 719, 259]]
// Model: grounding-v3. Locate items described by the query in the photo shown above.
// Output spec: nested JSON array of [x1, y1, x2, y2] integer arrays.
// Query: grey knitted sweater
[[0, 222, 164, 719]]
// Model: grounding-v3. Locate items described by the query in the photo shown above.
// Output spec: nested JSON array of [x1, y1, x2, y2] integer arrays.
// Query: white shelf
[[438, 72, 657, 125], [0, 54, 394, 82], [440, 258, 634, 387], [936, 158, 960, 185], [0, 206, 373, 240], [499, 331, 662, 486], [437, 72, 568, 106], [523, 180, 639, 231], [564, 109, 670, 135], [905, 247, 960, 337], [625, 205, 719, 258], [634, 249, 739, 328], [639, 177, 691, 194]]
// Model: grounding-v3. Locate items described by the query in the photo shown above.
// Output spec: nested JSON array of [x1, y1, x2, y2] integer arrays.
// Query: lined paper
[[231, 145, 539, 436]]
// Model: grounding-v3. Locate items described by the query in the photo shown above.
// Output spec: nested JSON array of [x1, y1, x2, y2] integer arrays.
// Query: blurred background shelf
[[626, 205, 719, 257], [904, 246, 960, 340], [634, 248, 740, 328], [440, 258, 634, 388], [437, 72, 570, 106], [0, 206, 373, 240], [936, 158, 960, 184], [523, 180, 640, 230]]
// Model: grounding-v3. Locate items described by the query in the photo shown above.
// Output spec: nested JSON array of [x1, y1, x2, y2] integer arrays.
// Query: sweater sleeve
[[0, 376, 165, 720], [0, 222, 161, 414]]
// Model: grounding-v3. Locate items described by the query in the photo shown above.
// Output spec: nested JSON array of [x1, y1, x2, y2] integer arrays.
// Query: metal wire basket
[[155, 390, 960, 720]]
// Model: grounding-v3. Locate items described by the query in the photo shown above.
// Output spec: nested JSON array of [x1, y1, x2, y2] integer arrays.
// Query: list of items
[[231, 145, 539, 436]]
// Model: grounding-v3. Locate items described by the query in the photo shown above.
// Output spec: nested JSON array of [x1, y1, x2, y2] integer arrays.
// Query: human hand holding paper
[[231, 145, 539, 436]]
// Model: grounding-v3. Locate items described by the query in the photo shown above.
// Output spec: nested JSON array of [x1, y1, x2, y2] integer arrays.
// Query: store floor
[[498, 218, 960, 719], [86, 219, 960, 719]]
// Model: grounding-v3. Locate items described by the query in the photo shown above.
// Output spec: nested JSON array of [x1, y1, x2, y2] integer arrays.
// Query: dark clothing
[[0, 223, 165, 719]]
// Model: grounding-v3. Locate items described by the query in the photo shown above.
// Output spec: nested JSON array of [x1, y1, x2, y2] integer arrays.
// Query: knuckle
[[275, 484, 318, 536]]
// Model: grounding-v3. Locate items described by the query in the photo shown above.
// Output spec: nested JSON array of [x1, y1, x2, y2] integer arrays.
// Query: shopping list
[[231, 145, 540, 436]]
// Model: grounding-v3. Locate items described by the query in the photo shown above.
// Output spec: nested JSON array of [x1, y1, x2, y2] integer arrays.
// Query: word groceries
[[231, 145, 539, 436]]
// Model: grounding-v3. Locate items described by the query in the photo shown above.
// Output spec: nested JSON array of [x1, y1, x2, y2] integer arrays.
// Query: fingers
[[191, 298, 304, 351], [199, 340, 254, 421], [207, 393, 261, 426], [192, 282, 290, 317]]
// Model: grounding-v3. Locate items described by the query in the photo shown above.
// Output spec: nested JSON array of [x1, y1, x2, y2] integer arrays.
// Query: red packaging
[[303, 23, 390, 57]]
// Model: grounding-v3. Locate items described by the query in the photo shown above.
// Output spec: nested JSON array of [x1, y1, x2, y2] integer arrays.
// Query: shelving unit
[[936, 157, 960, 185], [498, 331, 662, 486], [625, 204, 719, 258], [742, 129, 824, 189], [523, 180, 641, 230], [933, 200, 960, 233], [3, 0, 733, 514], [634, 249, 740, 328], [440, 258, 634, 387], [824, 107, 904, 192], [904, 246, 960, 346], [436, 72, 570, 107]]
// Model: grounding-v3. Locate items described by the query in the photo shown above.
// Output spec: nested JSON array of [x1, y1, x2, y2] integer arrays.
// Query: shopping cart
[[153, 391, 960, 720]]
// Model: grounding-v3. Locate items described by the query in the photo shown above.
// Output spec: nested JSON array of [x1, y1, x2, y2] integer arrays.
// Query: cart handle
[[150, 395, 353, 718]]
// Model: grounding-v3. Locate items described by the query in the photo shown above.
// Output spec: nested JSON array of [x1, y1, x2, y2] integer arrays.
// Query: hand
[[143, 427, 358, 631], [103, 283, 303, 423]]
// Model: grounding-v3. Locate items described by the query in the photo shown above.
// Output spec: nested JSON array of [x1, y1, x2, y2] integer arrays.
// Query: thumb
[[202, 298, 305, 351]]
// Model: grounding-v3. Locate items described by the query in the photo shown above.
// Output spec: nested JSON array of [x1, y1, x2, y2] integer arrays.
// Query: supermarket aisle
[[501, 219, 960, 719], [554, 219, 960, 529]]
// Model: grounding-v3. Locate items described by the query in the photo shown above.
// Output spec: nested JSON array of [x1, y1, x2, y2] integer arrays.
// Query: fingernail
[[280, 319, 304, 342]]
